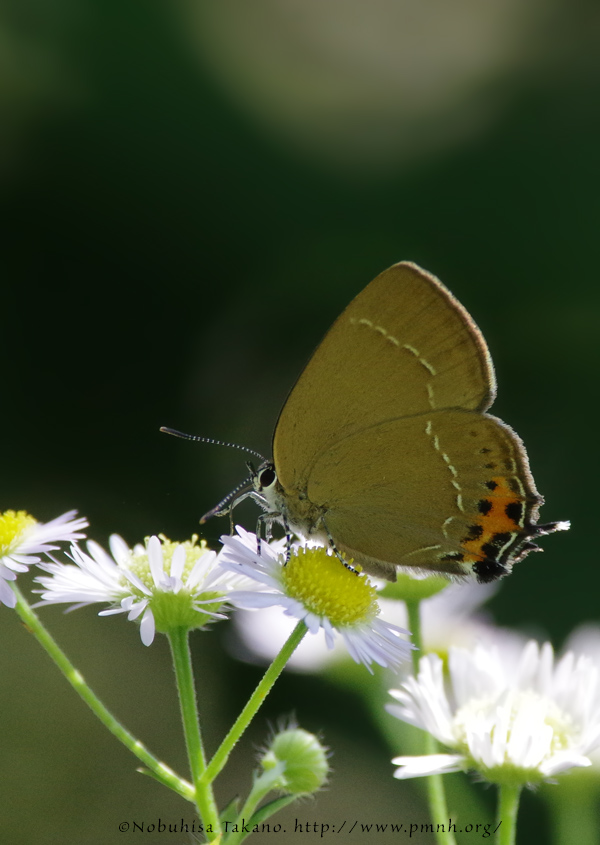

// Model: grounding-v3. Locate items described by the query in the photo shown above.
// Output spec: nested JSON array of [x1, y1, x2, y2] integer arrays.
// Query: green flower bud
[[260, 728, 329, 795]]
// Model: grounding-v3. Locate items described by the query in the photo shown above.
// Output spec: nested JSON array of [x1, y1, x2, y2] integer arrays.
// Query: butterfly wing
[[273, 262, 495, 496], [306, 409, 544, 581]]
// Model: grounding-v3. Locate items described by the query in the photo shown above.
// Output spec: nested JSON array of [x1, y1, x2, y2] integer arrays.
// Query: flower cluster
[[6, 494, 600, 845], [3, 507, 411, 671]]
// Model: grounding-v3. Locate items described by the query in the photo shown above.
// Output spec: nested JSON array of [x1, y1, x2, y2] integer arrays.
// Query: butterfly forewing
[[273, 262, 495, 495]]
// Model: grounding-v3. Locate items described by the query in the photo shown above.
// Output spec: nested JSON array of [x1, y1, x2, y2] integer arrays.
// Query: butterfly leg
[[255, 510, 283, 555], [282, 515, 293, 564], [322, 520, 360, 576], [253, 512, 294, 563]]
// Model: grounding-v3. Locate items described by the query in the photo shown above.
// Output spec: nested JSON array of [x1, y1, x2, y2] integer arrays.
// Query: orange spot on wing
[[462, 476, 524, 563]]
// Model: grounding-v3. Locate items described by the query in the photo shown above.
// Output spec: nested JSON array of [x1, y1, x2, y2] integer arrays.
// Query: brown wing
[[273, 262, 495, 496], [306, 409, 543, 582]]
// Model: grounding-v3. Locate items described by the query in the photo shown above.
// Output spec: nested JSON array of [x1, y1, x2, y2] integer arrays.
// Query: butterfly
[[165, 262, 568, 583]]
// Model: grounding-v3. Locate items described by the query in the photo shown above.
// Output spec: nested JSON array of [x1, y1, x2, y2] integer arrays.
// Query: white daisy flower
[[35, 533, 247, 646], [219, 526, 413, 673], [0, 509, 88, 608], [231, 570, 520, 674], [387, 641, 600, 785]]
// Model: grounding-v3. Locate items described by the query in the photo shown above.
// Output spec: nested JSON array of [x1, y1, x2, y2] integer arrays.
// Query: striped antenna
[[160, 426, 266, 525], [160, 426, 266, 462]]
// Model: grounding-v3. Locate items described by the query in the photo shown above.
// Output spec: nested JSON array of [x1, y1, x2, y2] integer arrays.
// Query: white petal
[[3, 556, 33, 572], [303, 612, 322, 636], [170, 545, 186, 580], [540, 752, 592, 777], [108, 534, 133, 565], [0, 564, 17, 582], [125, 598, 149, 621], [147, 536, 166, 587], [392, 754, 465, 779], [139, 607, 156, 646], [187, 551, 218, 587], [121, 568, 152, 596], [0, 577, 17, 608]]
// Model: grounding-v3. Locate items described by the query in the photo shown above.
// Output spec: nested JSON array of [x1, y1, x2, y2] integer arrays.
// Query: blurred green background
[[2, 1, 599, 842]]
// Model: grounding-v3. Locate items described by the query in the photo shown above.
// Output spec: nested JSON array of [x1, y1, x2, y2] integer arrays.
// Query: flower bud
[[260, 728, 329, 794]]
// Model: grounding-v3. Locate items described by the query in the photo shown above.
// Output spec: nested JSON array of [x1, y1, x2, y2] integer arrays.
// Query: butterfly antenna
[[160, 426, 266, 462]]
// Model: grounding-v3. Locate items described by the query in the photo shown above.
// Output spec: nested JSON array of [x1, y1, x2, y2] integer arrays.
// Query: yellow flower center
[[282, 546, 379, 627], [127, 534, 213, 590], [0, 510, 37, 555], [125, 534, 225, 632]]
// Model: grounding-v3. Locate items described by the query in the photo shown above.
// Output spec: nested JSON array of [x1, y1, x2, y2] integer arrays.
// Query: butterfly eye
[[258, 465, 277, 491]]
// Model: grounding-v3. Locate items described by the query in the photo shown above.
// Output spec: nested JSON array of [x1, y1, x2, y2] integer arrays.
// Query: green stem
[[202, 621, 307, 785], [12, 585, 193, 801], [167, 628, 221, 837], [224, 768, 286, 845], [424, 736, 456, 845], [496, 784, 521, 845], [406, 598, 456, 845], [405, 598, 422, 676]]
